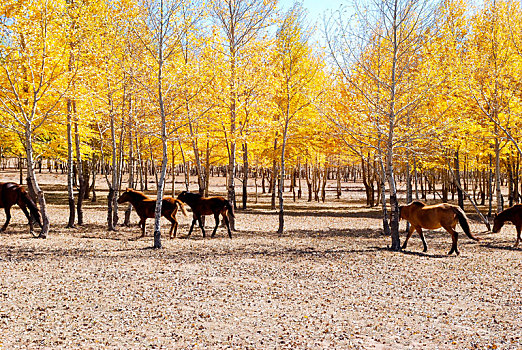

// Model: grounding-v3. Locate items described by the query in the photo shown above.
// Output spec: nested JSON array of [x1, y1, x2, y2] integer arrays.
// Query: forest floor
[[0, 171, 521, 349]]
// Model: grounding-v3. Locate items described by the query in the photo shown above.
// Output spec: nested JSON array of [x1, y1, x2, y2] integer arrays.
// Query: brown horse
[[117, 188, 187, 238], [0, 182, 42, 236], [492, 204, 522, 247], [176, 191, 234, 238], [399, 201, 480, 255]]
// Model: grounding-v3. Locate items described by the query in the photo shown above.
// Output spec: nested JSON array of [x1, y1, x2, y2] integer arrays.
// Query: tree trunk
[[305, 161, 312, 202], [66, 98, 75, 228], [24, 129, 49, 238], [377, 153, 390, 236], [107, 94, 118, 232], [90, 154, 97, 203], [386, 149, 400, 250], [74, 101, 86, 226], [178, 138, 189, 191], [262, 168, 266, 194], [336, 163, 341, 199], [277, 121, 290, 234], [495, 137, 503, 213], [204, 141, 211, 197], [270, 137, 278, 210], [171, 142, 176, 197], [124, 109, 135, 226], [242, 142, 248, 209], [362, 156, 371, 206], [455, 150, 464, 209], [321, 166, 327, 202], [297, 158, 302, 199], [18, 156, 23, 185]]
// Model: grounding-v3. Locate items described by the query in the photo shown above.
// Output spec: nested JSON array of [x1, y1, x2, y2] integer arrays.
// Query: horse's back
[[407, 202, 458, 229], [161, 197, 179, 211], [501, 204, 522, 224], [0, 182, 21, 208], [132, 198, 156, 218], [509, 204, 522, 215], [197, 196, 227, 215]]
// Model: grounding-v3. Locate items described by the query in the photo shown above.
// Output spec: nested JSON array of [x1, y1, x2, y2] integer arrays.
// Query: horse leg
[[418, 229, 428, 253], [443, 225, 459, 255], [139, 218, 146, 238], [211, 213, 220, 238], [1, 207, 11, 232], [515, 224, 521, 248], [188, 218, 197, 237], [168, 214, 177, 239], [19, 203, 34, 235], [197, 215, 206, 237], [401, 225, 415, 250], [223, 214, 232, 239]]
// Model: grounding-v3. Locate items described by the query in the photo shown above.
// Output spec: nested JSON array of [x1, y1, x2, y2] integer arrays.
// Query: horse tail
[[452, 206, 479, 241], [20, 189, 42, 228], [176, 199, 188, 216], [224, 199, 235, 218]]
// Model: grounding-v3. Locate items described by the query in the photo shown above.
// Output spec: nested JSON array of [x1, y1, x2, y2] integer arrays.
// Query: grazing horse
[[492, 204, 522, 247], [117, 188, 187, 238], [176, 191, 234, 238], [399, 201, 480, 255], [0, 182, 42, 236]]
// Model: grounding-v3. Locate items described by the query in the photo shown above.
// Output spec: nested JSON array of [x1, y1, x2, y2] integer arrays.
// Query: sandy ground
[[0, 171, 521, 349]]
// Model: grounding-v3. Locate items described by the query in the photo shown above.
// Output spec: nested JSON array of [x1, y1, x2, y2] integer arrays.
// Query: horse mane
[[182, 191, 202, 199], [126, 189, 149, 200], [409, 200, 426, 207], [496, 206, 514, 222]]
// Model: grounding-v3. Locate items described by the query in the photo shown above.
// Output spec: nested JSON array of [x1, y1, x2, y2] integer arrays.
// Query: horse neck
[[126, 191, 148, 204], [184, 193, 201, 204], [497, 207, 513, 223]]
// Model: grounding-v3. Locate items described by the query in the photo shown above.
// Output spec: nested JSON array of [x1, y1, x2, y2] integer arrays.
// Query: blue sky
[[278, 0, 348, 45], [278, 0, 347, 24]]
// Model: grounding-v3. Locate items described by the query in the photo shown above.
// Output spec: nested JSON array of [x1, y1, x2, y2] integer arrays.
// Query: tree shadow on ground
[[43, 190, 109, 208], [241, 208, 383, 219], [0, 243, 381, 262], [481, 241, 521, 251], [282, 228, 384, 239], [399, 249, 451, 259], [0, 224, 36, 238]]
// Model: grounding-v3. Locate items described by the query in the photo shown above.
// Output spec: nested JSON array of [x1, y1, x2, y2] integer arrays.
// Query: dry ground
[[0, 171, 521, 349]]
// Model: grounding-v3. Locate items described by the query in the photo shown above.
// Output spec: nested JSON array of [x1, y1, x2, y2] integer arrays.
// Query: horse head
[[491, 213, 503, 233], [117, 189, 131, 204]]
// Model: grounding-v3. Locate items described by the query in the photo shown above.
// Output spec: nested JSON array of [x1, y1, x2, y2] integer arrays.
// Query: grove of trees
[[2, 0, 522, 249]]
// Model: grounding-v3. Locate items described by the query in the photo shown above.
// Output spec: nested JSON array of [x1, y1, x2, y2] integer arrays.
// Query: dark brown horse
[[492, 204, 522, 247], [400, 201, 479, 255], [176, 191, 234, 238], [117, 188, 187, 238], [0, 182, 42, 236]]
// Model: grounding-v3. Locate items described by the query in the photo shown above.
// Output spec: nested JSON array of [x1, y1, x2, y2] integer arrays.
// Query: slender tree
[[210, 0, 276, 229]]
